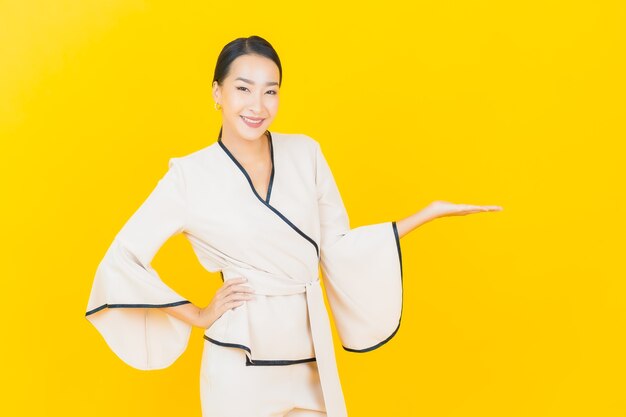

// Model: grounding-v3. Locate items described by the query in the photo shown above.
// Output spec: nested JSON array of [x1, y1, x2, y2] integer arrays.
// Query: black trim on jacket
[[342, 220, 404, 353], [85, 300, 191, 317], [204, 335, 317, 366], [217, 131, 319, 258]]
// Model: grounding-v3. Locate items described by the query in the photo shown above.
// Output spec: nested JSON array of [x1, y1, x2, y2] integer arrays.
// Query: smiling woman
[[84, 35, 502, 417], [212, 38, 281, 144]]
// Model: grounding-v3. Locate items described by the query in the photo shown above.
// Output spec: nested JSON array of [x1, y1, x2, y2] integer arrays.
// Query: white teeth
[[242, 116, 263, 124]]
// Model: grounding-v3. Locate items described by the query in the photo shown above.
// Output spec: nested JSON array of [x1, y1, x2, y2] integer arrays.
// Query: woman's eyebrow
[[235, 77, 279, 86]]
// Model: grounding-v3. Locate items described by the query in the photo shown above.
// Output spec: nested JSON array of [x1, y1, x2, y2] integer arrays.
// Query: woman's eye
[[236, 86, 277, 95]]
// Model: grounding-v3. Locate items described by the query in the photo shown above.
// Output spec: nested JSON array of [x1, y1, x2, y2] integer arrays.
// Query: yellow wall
[[2, 0, 624, 415]]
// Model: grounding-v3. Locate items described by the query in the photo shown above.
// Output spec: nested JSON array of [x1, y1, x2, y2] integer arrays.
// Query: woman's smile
[[240, 115, 265, 128]]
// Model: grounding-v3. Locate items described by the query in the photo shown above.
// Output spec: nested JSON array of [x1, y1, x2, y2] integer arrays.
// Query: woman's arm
[[395, 209, 437, 239], [395, 200, 503, 239], [161, 302, 204, 327]]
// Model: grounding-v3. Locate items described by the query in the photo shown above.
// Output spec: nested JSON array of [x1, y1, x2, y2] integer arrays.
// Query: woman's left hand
[[423, 200, 503, 220]]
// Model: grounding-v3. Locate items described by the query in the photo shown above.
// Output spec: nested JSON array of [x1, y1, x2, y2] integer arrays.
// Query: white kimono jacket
[[85, 131, 404, 416]]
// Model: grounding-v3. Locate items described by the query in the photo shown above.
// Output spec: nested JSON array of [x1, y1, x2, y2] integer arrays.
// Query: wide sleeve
[[314, 141, 404, 353], [84, 158, 193, 370]]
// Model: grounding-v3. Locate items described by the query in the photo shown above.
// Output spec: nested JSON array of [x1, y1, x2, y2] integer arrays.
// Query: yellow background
[[2, 0, 625, 415]]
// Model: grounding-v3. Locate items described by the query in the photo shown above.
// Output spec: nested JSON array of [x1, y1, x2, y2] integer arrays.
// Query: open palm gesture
[[424, 200, 503, 219]]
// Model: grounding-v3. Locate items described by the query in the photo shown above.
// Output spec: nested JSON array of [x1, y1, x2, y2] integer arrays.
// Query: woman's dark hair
[[213, 35, 282, 139]]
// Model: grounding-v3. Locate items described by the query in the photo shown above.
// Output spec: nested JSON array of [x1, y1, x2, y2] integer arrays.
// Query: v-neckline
[[217, 130, 276, 204]]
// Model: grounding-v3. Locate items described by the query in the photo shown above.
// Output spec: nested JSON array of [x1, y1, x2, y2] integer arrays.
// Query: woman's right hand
[[196, 277, 256, 329]]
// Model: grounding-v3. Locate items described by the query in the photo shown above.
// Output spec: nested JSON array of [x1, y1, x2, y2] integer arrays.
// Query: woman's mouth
[[240, 115, 265, 128]]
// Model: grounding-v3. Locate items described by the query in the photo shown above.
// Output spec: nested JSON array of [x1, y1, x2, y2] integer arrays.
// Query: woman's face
[[213, 53, 280, 142]]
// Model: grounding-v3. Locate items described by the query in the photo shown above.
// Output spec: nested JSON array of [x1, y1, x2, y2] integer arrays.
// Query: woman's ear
[[212, 81, 221, 103]]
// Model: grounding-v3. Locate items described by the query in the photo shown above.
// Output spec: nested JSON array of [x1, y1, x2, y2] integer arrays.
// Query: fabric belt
[[221, 267, 348, 417], [304, 277, 348, 416]]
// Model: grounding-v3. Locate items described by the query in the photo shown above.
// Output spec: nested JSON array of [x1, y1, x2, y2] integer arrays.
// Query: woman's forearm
[[161, 302, 203, 327], [395, 209, 437, 239]]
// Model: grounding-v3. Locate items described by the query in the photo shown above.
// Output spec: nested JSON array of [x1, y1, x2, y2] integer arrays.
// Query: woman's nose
[[248, 93, 263, 113]]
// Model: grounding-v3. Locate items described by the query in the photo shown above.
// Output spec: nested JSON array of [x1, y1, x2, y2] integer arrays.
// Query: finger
[[473, 205, 502, 212], [452, 206, 485, 216], [225, 300, 246, 310], [215, 278, 247, 297], [229, 285, 255, 294], [465, 204, 502, 212], [218, 297, 246, 308], [223, 277, 247, 288], [224, 292, 255, 302], [218, 302, 244, 314]]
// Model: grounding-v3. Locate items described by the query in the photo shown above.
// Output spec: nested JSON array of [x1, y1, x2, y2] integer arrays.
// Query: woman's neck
[[220, 130, 269, 162]]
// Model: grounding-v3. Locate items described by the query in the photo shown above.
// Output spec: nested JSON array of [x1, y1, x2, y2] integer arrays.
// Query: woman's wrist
[[161, 302, 203, 327], [395, 209, 437, 238]]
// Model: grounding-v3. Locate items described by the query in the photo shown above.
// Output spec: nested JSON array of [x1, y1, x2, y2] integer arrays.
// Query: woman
[[85, 35, 502, 417]]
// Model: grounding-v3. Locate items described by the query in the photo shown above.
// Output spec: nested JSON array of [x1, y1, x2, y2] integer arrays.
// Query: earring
[[214, 102, 221, 111]]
